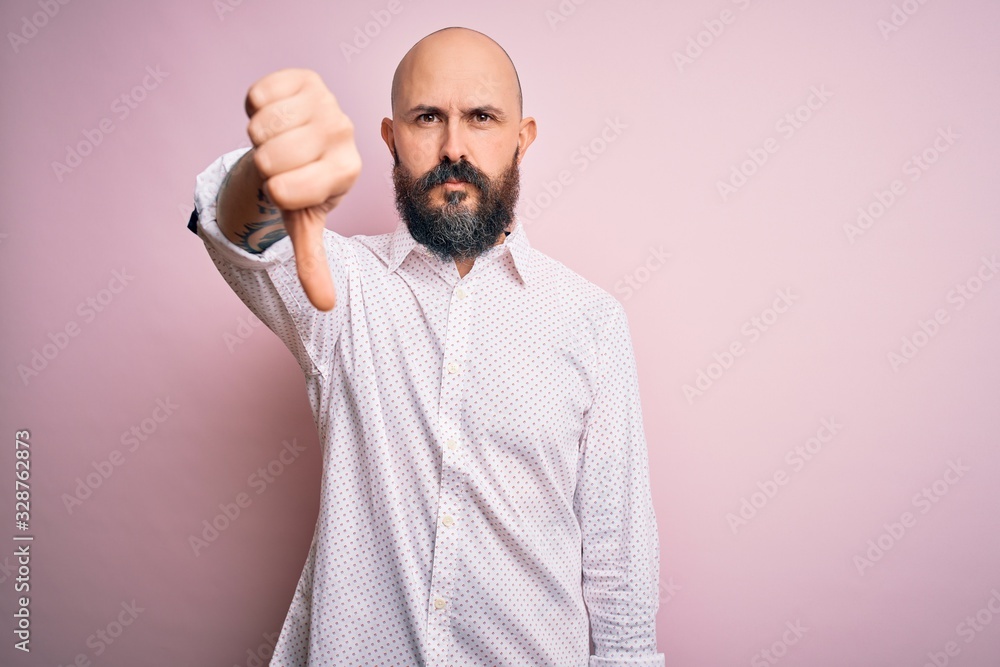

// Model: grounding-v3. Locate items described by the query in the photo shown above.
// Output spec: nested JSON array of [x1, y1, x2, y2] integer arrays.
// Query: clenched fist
[[244, 68, 362, 311]]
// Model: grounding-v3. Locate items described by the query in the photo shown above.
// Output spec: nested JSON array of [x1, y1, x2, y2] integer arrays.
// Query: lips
[[441, 179, 471, 191]]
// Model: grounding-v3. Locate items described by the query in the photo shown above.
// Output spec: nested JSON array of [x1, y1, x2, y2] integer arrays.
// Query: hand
[[244, 68, 362, 311]]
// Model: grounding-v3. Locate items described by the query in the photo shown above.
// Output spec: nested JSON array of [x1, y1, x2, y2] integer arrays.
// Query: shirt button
[[434, 597, 446, 610], [446, 361, 460, 374], [446, 439, 457, 450], [442, 515, 454, 527], [456, 287, 467, 299]]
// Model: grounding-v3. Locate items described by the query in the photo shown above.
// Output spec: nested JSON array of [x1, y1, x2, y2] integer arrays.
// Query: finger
[[247, 95, 312, 148], [264, 154, 358, 212], [253, 124, 326, 179], [283, 208, 336, 312], [245, 68, 317, 118]]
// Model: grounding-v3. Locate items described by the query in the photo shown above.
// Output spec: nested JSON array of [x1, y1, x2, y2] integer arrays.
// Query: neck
[[454, 229, 509, 278]]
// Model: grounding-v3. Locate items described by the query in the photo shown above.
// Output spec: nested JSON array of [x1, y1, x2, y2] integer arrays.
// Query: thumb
[[282, 207, 337, 312]]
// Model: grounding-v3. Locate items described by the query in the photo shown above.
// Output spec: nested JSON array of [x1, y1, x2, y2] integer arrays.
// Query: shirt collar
[[387, 217, 537, 285]]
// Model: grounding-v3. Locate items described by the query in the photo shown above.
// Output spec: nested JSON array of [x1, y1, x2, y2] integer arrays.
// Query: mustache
[[416, 160, 489, 193]]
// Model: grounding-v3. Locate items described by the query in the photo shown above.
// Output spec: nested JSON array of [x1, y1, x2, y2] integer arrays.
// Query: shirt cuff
[[190, 146, 295, 270]]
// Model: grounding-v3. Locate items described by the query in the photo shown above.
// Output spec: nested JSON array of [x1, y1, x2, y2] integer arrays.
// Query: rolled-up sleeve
[[189, 147, 353, 378], [574, 298, 665, 667]]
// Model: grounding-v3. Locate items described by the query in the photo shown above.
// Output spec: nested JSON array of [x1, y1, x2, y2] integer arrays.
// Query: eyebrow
[[406, 104, 507, 121]]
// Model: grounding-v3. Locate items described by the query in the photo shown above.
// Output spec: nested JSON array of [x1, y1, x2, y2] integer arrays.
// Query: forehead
[[395, 38, 518, 112]]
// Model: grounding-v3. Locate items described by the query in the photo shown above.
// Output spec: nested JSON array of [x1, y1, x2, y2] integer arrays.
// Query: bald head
[[390, 27, 523, 119]]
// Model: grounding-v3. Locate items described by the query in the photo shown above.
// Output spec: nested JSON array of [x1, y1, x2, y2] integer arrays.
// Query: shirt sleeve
[[574, 297, 665, 667], [189, 146, 353, 378]]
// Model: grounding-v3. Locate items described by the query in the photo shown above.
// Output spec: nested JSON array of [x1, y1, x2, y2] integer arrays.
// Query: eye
[[474, 113, 493, 123], [417, 113, 438, 123]]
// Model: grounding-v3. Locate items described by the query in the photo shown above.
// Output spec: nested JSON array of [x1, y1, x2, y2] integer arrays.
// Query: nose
[[439, 119, 468, 165]]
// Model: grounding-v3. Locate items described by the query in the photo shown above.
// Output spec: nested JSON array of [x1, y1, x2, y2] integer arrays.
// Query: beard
[[392, 147, 520, 263]]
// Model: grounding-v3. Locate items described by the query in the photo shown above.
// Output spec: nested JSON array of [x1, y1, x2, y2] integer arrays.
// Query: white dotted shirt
[[191, 148, 664, 667]]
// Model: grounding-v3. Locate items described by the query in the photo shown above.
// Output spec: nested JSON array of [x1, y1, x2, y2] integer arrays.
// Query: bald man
[[188, 27, 664, 667]]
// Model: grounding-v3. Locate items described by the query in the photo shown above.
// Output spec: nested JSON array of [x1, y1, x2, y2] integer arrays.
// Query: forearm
[[215, 148, 288, 254], [577, 301, 665, 665]]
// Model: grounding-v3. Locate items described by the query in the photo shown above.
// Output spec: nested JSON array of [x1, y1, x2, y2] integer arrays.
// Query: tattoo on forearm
[[237, 187, 287, 253]]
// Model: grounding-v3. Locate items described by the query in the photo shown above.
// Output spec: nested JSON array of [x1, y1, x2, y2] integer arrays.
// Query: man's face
[[391, 145, 520, 262], [382, 31, 535, 262]]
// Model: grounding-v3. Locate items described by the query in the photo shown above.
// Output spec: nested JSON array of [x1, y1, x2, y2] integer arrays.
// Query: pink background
[[2, 0, 999, 665]]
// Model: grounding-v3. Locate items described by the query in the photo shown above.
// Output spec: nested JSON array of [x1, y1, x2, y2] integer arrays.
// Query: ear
[[516, 116, 537, 164], [380, 117, 396, 160]]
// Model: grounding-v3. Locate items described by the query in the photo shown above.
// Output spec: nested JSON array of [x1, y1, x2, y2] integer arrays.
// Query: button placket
[[427, 276, 474, 656]]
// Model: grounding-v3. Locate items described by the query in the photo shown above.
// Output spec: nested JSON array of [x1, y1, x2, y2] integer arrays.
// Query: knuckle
[[272, 101, 296, 126], [246, 120, 262, 146], [318, 95, 343, 124], [252, 148, 271, 177], [267, 119, 284, 138], [265, 177, 290, 209], [246, 84, 266, 113], [347, 149, 361, 179], [327, 115, 354, 146]]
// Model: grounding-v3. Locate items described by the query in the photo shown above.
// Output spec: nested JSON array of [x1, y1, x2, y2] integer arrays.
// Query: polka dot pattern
[[192, 148, 665, 667]]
